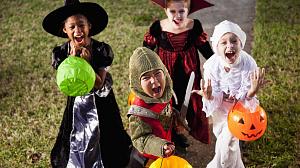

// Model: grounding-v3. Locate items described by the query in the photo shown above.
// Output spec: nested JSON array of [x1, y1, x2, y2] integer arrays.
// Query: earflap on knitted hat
[[210, 20, 246, 53], [129, 47, 173, 103]]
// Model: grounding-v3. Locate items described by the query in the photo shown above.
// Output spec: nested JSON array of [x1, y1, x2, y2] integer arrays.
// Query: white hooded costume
[[203, 20, 260, 168]]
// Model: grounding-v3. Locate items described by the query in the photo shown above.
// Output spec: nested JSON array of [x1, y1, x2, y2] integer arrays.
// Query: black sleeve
[[92, 41, 114, 71], [142, 20, 161, 50], [51, 44, 68, 70], [198, 41, 214, 59], [143, 41, 156, 51], [193, 19, 214, 59], [149, 20, 161, 38]]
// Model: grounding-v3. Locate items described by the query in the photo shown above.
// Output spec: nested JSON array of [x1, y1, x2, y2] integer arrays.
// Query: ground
[[176, 123, 216, 167]]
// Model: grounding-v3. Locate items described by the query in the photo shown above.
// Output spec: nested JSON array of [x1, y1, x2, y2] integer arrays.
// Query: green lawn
[[0, 0, 299, 167], [243, 0, 300, 167]]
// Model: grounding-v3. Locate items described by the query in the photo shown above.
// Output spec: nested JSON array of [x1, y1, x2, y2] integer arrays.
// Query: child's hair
[[165, 0, 191, 9]]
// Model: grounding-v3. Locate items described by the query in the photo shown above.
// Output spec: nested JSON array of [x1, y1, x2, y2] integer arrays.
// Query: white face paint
[[217, 32, 242, 65], [165, 2, 189, 29]]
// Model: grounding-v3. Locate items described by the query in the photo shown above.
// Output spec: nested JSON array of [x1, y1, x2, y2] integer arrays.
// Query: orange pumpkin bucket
[[149, 156, 192, 168], [228, 101, 267, 141]]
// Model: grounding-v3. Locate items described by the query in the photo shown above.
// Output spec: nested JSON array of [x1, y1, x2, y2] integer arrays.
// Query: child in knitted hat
[[127, 47, 182, 167], [192, 20, 267, 167], [42, 0, 131, 167]]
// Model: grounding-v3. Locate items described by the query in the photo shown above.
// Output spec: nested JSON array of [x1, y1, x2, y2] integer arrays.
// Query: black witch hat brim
[[42, 2, 108, 38]]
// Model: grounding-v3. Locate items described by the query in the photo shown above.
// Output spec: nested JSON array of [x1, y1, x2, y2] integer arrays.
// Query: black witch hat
[[42, 0, 108, 38]]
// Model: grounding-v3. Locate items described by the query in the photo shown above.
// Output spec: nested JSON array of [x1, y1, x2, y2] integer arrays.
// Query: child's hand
[[70, 45, 91, 62], [192, 89, 203, 96], [80, 47, 91, 62], [70, 45, 82, 56], [201, 79, 213, 100], [163, 143, 175, 157], [247, 67, 267, 98], [192, 79, 213, 100]]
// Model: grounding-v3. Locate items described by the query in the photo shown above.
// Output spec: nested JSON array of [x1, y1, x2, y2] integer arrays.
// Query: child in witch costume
[[127, 47, 182, 167], [192, 20, 267, 168], [143, 0, 214, 150], [42, 0, 132, 167]]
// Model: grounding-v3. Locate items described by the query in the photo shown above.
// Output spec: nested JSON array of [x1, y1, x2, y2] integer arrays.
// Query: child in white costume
[[193, 20, 266, 168]]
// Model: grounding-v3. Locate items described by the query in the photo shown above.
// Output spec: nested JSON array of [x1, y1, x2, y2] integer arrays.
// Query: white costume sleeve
[[202, 55, 223, 117], [236, 51, 257, 100], [235, 51, 260, 112]]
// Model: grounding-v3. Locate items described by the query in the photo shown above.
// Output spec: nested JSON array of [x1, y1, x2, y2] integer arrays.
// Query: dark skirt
[[50, 90, 132, 168]]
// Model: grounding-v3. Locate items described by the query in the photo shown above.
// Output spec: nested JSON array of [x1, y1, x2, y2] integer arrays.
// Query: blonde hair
[[165, 0, 191, 9]]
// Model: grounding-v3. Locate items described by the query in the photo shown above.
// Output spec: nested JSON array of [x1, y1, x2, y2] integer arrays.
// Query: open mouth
[[225, 50, 236, 61], [74, 35, 84, 44], [173, 19, 181, 25], [152, 86, 161, 94]]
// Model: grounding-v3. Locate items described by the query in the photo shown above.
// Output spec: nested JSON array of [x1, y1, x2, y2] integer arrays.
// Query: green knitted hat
[[129, 47, 173, 103]]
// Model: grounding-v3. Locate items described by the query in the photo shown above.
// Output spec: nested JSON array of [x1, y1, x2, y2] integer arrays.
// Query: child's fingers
[[169, 144, 175, 151], [191, 90, 203, 96], [255, 68, 266, 87], [261, 68, 265, 76], [255, 69, 259, 79], [80, 48, 91, 62], [70, 47, 76, 55], [250, 71, 254, 81], [207, 79, 211, 87], [207, 79, 212, 91], [163, 144, 174, 157], [207, 79, 212, 94], [200, 79, 205, 90], [250, 70, 258, 82], [259, 68, 265, 81]]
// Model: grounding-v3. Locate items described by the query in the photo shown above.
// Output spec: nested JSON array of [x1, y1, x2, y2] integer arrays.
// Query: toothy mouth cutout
[[241, 130, 262, 138]]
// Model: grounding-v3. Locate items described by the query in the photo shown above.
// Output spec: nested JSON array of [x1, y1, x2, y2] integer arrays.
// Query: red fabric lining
[[132, 97, 173, 159]]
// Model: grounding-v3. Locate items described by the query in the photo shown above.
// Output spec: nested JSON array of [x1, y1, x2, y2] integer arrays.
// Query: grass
[[0, 0, 299, 167], [244, 0, 300, 167]]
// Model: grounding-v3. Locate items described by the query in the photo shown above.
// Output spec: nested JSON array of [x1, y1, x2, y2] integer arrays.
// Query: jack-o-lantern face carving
[[228, 101, 267, 141]]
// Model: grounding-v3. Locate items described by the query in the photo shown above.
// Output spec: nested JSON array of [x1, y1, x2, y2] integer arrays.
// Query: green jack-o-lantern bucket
[[56, 56, 96, 96]]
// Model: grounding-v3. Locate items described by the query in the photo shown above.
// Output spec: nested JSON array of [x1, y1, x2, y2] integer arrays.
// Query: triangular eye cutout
[[238, 118, 244, 124], [260, 115, 264, 122]]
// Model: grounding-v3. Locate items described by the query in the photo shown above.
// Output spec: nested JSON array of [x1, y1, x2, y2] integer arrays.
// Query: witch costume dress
[[42, 1, 132, 167], [143, 19, 214, 144], [50, 40, 132, 168]]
